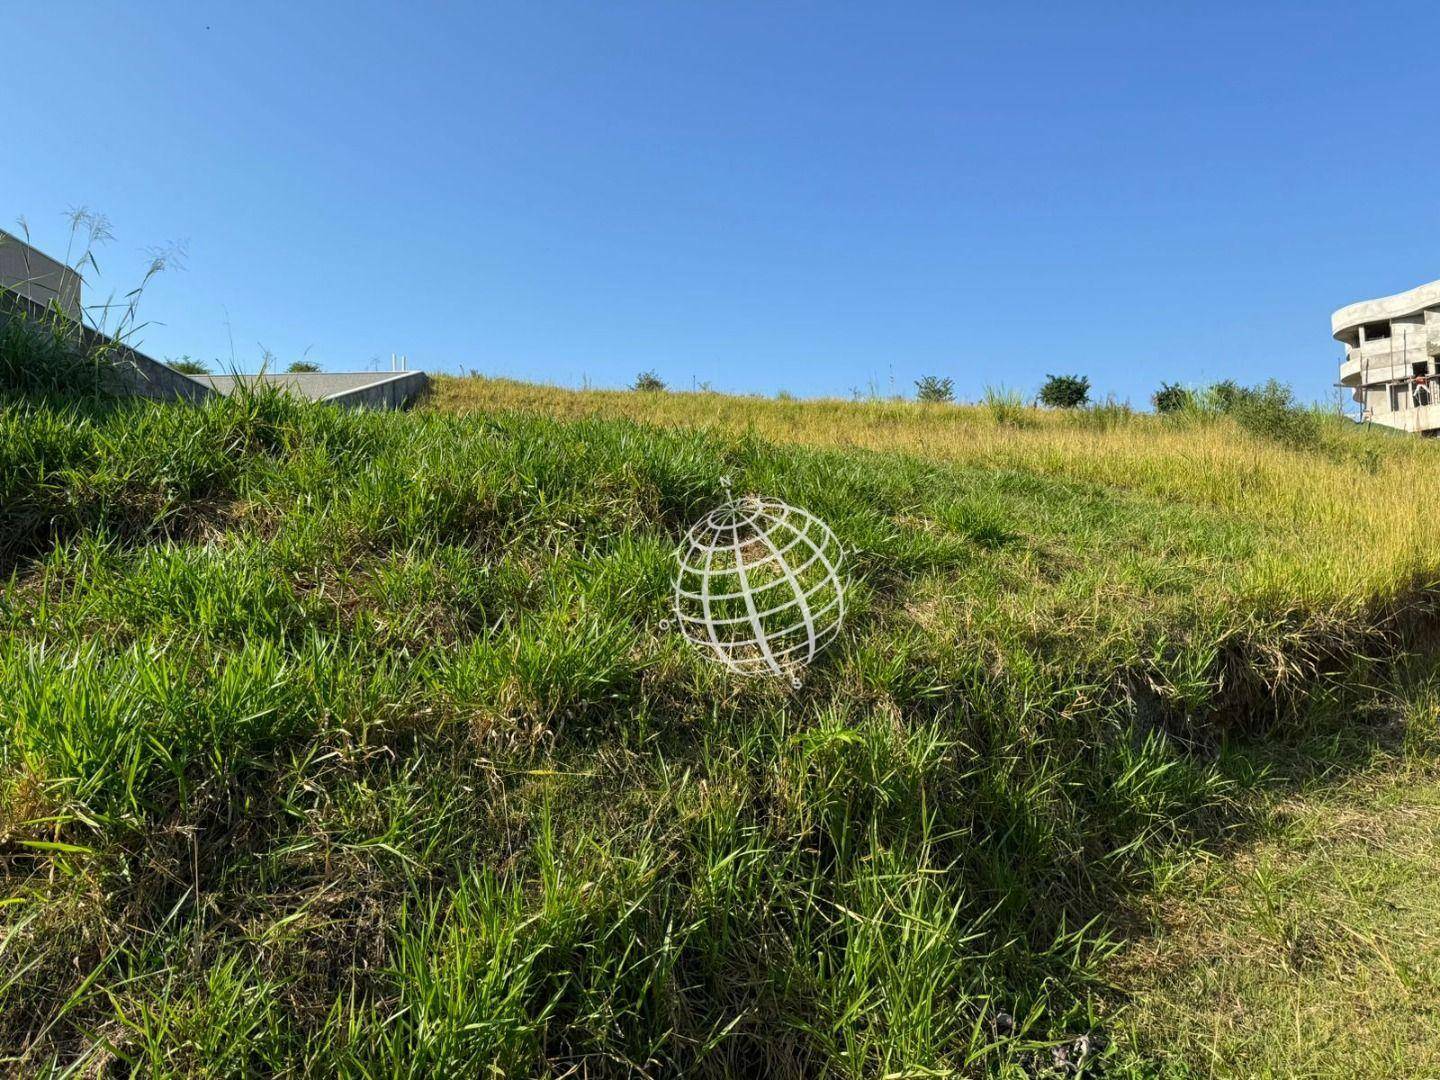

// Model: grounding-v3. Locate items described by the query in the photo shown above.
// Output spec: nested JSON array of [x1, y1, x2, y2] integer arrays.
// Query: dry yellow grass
[[429, 376, 1440, 614]]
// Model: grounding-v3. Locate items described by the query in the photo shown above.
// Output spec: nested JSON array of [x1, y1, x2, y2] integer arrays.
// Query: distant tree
[[1038, 373, 1090, 409], [632, 370, 666, 392], [287, 361, 321, 373], [1152, 381, 1193, 414], [914, 375, 955, 403], [167, 356, 210, 375]]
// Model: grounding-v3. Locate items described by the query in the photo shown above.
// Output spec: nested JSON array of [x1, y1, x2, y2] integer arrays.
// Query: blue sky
[[5, 2, 1438, 403]]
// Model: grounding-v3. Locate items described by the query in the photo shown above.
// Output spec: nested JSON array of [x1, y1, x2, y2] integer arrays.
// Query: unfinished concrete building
[[1334, 279, 1440, 434]]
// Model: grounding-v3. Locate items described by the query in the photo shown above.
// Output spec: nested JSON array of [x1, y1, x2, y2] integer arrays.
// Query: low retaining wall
[[323, 370, 429, 410], [1, 291, 216, 402], [3, 292, 427, 410], [199, 370, 429, 410]]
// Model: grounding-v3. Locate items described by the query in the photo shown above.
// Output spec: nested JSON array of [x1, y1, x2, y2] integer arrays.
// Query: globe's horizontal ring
[[679, 525, 814, 573], [744, 504, 842, 569], [684, 520, 841, 571], [684, 506, 804, 553], [677, 523, 841, 583], [678, 591, 842, 636], [674, 569, 839, 622], [675, 542, 835, 602], [698, 621, 843, 670], [688, 497, 810, 538]]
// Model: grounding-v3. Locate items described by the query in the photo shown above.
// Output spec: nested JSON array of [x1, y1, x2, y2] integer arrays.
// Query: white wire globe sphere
[[673, 494, 846, 679]]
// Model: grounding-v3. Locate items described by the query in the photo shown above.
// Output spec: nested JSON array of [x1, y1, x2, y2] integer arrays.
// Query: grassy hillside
[[433, 377, 1435, 614], [3, 365, 1439, 1075]]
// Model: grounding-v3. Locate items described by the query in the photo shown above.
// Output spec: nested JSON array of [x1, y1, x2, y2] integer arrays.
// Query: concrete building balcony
[[1351, 334, 1433, 360], [1340, 357, 1420, 387]]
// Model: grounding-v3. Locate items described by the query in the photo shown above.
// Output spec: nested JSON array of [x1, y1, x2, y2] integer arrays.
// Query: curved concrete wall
[[1332, 279, 1440, 339], [1339, 357, 1415, 388]]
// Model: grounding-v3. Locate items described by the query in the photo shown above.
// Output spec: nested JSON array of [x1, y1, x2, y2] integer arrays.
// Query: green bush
[[168, 357, 211, 375], [1204, 379, 1320, 449], [632, 370, 666, 392], [914, 375, 955, 403], [1206, 379, 1245, 413], [1038, 373, 1090, 409], [1152, 382, 1193, 414], [286, 361, 321, 373]]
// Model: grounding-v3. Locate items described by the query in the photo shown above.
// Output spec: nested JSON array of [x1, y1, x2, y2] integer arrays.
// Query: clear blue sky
[[5, 2, 1438, 403]]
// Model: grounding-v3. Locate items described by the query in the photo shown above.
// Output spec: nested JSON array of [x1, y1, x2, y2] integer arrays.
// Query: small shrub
[[632, 370, 666, 392], [286, 361, 321, 373], [168, 357, 211, 375], [1204, 379, 1320, 449], [914, 375, 955, 404], [1152, 382, 1193, 414], [1038, 373, 1090, 409], [1206, 379, 1244, 413]]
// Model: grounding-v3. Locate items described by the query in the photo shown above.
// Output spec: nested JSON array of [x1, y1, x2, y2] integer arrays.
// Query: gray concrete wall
[[322, 370, 429, 410], [104, 347, 217, 403], [0, 289, 216, 401], [0, 231, 208, 401], [4, 283, 425, 411], [1333, 279, 1440, 339], [0, 230, 83, 320], [199, 370, 428, 409]]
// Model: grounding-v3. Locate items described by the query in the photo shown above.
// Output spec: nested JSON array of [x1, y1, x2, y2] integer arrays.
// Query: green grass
[[3, 361, 1440, 1075], [1115, 655, 1440, 1077]]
